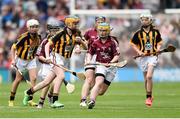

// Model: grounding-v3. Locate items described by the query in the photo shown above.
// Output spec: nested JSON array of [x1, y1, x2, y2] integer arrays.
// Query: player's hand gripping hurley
[[11, 64, 32, 86], [133, 45, 176, 59], [50, 62, 86, 80], [86, 60, 127, 68]]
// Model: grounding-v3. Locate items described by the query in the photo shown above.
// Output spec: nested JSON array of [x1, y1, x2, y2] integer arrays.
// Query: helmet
[[64, 15, 79, 29], [47, 17, 64, 30], [26, 19, 39, 28], [97, 22, 110, 38], [95, 16, 106, 22], [140, 13, 153, 20]]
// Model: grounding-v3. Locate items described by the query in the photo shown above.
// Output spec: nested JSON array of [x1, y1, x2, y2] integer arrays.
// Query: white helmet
[[26, 19, 39, 28], [140, 13, 153, 20]]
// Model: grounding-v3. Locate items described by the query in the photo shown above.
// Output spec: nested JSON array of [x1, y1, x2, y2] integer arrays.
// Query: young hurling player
[[130, 13, 163, 107], [86, 22, 120, 109], [9, 19, 41, 107]]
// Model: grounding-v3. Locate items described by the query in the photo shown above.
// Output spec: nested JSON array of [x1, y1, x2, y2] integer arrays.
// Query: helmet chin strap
[[30, 32, 38, 37], [67, 27, 77, 33], [100, 35, 108, 40], [142, 20, 153, 28], [142, 23, 152, 28]]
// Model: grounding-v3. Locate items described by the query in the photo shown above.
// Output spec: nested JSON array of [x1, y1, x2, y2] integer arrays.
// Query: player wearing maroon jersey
[[80, 16, 106, 107], [36, 19, 75, 109], [86, 22, 120, 109]]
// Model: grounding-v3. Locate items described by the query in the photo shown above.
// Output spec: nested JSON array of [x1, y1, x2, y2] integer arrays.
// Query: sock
[[39, 97, 45, 104], [27, 88, 34, 95], [48, 93, 53, 98], [52, 93, 58, 103], [80, 98, 86, 102], [10, 92, 16, 101], [146, 92, 152, 98], [29, 95, 33, 100], [63, 79, 68, 86]]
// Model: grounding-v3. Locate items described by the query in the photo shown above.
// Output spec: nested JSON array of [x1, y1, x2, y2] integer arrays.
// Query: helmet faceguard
[[95, 16, 106, 22], [64, 15, 80, 30], [26, 19, 39, 34], [97, 22, 110, 38], [46, 18, 64, 36], [26, 19, 39, 28], [140, 13, 153, 28], [47, 21, 64, 30], [95, 16, 106, 28]]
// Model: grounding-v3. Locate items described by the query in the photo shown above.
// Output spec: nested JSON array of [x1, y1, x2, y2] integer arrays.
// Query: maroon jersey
[[36, 35, 53, 63], [88, 36, 119, 63], [36, 39, 48, 58], [84, 28, 98, 49]]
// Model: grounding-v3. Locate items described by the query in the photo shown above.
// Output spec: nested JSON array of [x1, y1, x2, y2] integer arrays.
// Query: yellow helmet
[[64, 15, 79, 29], [97, 22, 110, 38]]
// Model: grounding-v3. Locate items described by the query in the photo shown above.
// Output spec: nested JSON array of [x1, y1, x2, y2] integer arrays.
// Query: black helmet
[[47, 17, 64, 30]]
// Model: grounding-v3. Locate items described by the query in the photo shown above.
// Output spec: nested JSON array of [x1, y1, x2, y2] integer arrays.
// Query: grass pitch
[[0, 81, 180, 118]]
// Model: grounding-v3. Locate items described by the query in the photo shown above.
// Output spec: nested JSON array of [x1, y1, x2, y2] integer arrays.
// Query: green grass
[[0, 81, 180, 118]]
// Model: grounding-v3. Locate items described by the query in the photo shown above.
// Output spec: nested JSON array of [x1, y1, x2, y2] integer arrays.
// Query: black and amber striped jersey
[[130, 26, 163, 55], [13, 32, 41, 60], [49, 27, 81, 58]]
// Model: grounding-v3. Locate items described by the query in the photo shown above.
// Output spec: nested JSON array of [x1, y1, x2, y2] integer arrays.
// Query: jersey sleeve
[[111, 41, 119, 56], [88, 42, 95, 55], [130, 32, 140, 45], [84, 30, 90, 41], [156, 30, 163, 44], [49, 31, 63, 45]]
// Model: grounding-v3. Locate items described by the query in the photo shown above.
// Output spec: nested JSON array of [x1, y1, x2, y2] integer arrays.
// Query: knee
[[98, 90, 105, 96], [146, 76, 152, 80], [30, 75, 37, 81], [85, 77, 94, 85], [14, 77, 22, 83]]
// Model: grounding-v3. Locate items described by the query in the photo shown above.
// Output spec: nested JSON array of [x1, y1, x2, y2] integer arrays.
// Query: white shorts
[[84, 54, 97, 70], [16, 57, 37, 72], [51, 53, 70, 69], [37, 63, 52, 80], [96, 65, 117, 84], [135, 56, 158, 72]]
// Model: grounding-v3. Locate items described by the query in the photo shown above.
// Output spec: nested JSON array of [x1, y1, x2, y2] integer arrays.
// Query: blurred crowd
[[0, 0, 179, 70], [75, 0, 180, 12]]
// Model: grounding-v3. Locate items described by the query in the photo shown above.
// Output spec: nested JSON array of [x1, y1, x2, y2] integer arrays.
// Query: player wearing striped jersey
[[23, 15, 86, 108], [36, 19, 75, 108], [9, 19, 41, 107], [130, 13, 163, 107]]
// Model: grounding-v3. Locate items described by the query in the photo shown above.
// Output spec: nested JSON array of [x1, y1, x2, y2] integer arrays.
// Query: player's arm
[[85, 53, 93, 65], [10, 44, 17, 65], [75, 36, 88, 50], [38, 55, 49, 63], [45, 41, 52, 62], [110, 41, 120, 63], [156, 30, 163, 52], [85, 43, 95, 65], [110, 55, 119, 63], [130, 32, 144, 56], [36, 44, 48, 63], [45, 32, 61, 60]]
